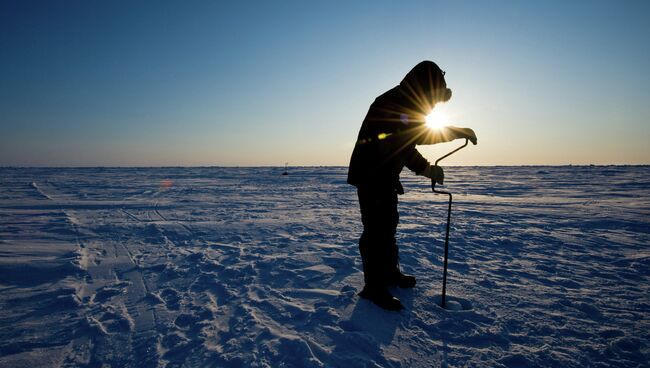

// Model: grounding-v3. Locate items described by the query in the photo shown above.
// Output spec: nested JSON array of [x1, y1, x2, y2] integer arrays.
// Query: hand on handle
[[446, 126, 477, 145], [419, 165, 444, 185]]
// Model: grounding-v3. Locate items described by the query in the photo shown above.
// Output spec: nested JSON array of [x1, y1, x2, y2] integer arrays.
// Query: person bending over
[[347, 61, 477, 311]]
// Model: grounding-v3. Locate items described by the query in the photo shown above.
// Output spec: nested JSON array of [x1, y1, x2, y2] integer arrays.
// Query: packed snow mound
[[430, 295, 472, 311], [0, 166, 649, 367]]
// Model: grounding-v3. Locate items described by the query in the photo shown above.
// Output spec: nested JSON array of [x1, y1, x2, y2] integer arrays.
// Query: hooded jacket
[[347, 61, 454, 191]]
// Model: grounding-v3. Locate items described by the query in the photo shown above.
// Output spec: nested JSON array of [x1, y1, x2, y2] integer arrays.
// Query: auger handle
[[432, 138, 469, 191], [430, 138, 469, 309]]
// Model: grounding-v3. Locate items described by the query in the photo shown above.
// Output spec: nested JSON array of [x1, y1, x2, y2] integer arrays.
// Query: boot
[[359, 285, 404, 311]]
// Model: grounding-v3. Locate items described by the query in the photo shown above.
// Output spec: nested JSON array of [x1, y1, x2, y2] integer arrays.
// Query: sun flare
[[425, 108, 449, 130]]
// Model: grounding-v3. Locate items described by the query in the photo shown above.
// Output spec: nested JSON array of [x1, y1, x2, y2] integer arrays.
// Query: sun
[[425, 108, 449, 130]]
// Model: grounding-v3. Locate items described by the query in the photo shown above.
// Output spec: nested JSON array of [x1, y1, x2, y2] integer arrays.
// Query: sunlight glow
[[425, 108, 449, 130]]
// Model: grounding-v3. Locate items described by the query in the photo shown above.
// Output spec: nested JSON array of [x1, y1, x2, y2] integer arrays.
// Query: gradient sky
[[1, 0, 649, 166]]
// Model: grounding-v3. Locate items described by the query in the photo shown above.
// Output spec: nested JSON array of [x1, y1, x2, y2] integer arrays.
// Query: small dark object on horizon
[[282, 162, 288, 175]]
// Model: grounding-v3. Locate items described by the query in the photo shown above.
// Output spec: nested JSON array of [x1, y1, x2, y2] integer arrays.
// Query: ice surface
[[1, 166, 649, 367]]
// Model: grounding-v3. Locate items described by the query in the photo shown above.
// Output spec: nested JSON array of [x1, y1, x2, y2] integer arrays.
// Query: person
[[347, 61, 477, 311]]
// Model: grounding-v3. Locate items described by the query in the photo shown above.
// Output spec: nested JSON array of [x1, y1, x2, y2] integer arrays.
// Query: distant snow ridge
[[0, 166, 649, 367], [30, 181, 53, 200]]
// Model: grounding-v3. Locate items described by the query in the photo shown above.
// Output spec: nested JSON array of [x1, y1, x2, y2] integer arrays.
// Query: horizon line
[[1, 164, 649, 169]]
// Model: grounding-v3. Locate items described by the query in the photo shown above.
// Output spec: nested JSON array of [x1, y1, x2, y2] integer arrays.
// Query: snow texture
[[0, 166, 649, 367]]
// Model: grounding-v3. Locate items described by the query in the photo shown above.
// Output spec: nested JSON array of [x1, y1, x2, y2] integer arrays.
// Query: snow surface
[[0, 166, 648, 367]]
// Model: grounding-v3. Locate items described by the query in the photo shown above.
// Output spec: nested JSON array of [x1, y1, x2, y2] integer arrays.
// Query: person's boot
[[390, 270, 416, 288], [359, 285, 404, 311]]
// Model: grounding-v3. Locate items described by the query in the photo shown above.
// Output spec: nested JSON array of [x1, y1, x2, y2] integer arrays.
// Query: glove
[[419, 165, 444, 185], [447, 126, 477, 145]]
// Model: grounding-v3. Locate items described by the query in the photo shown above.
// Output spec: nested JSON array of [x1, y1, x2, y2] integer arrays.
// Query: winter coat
[[347, 61, 455, 192], [349, 91, 458, 191]]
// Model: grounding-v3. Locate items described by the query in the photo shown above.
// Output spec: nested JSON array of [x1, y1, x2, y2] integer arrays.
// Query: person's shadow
[[329, 288, 415, 367]]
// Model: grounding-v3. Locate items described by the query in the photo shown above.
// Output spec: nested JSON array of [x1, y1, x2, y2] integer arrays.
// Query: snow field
[[0, 166, 648, 367]]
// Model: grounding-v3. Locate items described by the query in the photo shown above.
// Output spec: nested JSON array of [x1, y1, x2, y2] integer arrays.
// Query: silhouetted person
[[348, 61, 477, 311]]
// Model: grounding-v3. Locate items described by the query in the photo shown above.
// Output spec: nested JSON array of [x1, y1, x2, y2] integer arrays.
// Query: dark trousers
[[357, 186, 400, 288]]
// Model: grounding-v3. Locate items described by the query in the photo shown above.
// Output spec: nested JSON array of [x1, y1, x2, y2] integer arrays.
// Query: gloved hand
[[419, 165, 444, 185], [446, 126, 477, 145]]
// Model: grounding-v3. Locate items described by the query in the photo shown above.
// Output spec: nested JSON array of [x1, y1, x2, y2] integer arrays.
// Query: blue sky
[[1, 0, 649, 166]]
